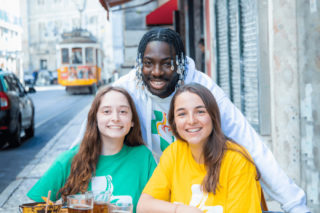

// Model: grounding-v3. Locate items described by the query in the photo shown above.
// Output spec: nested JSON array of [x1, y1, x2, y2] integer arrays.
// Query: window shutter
[[240, 0, 259, 129]]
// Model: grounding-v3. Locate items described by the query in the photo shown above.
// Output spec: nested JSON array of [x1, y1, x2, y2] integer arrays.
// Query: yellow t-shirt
[[143, 140, 262, 213]]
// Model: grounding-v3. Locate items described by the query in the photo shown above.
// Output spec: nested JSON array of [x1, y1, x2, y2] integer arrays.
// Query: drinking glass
[[93, 190, 112, 213], [67, 192, 94, 213]]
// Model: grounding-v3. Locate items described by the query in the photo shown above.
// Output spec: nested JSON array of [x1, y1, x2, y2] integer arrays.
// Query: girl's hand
[[176, 204, 203, 213]]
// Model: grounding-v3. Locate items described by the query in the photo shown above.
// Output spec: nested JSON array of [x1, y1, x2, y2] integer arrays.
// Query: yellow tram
[[57, 29, 104, 94]]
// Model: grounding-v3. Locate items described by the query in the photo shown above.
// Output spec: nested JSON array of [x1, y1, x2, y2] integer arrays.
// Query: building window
[[90, 16, 97, 24], [0, 10, 9, 22], [38, 22, 45, 41], [40, 59, 47, 69], [37, 0, 45, 5]]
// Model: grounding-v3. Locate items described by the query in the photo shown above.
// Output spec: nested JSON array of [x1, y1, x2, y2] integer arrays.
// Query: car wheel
[[0, 137, 7, 149], [90, 84, 97, 95], [25, 115, 35, 138], [9, 120, 22, 147]]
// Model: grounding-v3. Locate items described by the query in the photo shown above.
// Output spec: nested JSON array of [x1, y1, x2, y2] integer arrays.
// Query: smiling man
[[140, 40, 179, 98], [112, 28, 309, 213]]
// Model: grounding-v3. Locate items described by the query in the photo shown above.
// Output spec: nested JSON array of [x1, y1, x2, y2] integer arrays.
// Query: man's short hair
[[198, 38, 204, 46], [137, 28, 185, 61]]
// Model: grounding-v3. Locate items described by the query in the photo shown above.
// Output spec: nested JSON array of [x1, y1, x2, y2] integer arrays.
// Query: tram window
[[72, 47, 83, 64], [61, 48, 69, 64], [85, 47, 94, 64]]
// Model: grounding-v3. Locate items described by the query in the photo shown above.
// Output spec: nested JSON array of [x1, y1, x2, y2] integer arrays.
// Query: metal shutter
[[240, 0, 259, 129], [215, 0, 260, 130], [215, 0, 231, 98], [228, 0, 242, 110]]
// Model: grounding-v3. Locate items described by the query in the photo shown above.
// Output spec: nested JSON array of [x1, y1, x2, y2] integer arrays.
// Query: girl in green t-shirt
[[28, 86, 156, 211]]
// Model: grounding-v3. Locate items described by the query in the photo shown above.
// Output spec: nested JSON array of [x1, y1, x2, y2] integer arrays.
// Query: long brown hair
[[168, 83, 259, 194], [59, 86, 144, 200]]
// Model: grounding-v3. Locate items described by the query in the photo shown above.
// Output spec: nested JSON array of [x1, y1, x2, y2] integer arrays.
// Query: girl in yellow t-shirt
[[137, 83, 262, 213]]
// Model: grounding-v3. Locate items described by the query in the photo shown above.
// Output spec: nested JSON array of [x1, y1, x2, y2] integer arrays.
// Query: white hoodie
[[75, 57, 309, 213]]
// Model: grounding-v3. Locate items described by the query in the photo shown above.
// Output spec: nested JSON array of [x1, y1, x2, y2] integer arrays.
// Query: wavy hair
[[59, 86, 144, 200], [168, 83, 259, 194]]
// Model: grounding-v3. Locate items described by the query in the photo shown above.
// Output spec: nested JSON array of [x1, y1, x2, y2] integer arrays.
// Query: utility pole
[[72, 0, 87, 29]]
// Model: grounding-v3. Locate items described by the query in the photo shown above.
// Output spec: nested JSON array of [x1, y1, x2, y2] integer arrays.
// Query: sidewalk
[[0, 104, 90, 213]]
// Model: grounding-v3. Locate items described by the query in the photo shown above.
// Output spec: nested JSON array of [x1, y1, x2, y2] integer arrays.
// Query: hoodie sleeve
[[212, 83, 309, 213]]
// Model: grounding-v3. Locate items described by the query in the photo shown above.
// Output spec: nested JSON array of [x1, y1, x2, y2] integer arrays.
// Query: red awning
[[146, 0, 178, 26]]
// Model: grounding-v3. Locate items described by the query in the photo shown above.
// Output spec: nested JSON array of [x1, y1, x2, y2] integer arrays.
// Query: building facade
[[21, 0, 115, 81], [0, 0, 23, 79]]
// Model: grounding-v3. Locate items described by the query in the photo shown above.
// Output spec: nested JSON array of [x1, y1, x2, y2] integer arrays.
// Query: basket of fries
[[19, 202, 62, 213], [20, 192, 64, 213]]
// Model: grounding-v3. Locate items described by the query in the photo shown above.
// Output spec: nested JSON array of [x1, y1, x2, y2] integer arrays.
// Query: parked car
[[0, 70, 36, 148]]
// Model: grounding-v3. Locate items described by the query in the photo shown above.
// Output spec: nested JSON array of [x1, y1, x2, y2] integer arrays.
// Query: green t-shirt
[[27, 144, 156, 212]]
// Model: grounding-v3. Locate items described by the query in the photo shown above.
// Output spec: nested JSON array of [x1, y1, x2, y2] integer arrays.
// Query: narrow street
[[0, 86, 93, 193]]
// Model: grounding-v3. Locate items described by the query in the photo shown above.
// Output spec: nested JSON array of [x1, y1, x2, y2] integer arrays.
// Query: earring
[[135, 53, 143, 88], [181, 52, 185, 64], [171, 59, 174, 71], [175, 55, 181, 76], [175, 54, 185, 88]]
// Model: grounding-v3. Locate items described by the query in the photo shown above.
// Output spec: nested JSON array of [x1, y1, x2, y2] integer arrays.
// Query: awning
[[107, 0, 132, 7], [146, 0, 178, 26], [99, 0, 132, 20]]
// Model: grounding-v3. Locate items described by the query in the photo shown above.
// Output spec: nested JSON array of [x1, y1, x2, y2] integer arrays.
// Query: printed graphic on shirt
[[92, 175, 113, 192], [110, 195, 133, 206], [189, 184, 223, 213], [151, 110, 175, 151]]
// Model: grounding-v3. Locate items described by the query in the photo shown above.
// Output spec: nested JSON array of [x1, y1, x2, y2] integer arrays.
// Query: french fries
[[41, 196, 54, 205]]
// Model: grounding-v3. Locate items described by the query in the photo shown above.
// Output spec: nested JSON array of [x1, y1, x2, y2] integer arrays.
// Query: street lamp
[[72, 0, 87, 29]]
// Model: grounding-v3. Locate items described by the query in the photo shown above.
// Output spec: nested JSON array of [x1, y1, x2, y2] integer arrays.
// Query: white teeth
[[187, 128, 201, 133], [108, 126, 122, 129], [152, 81, 164, 85]]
